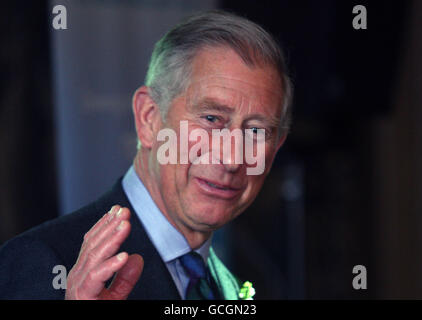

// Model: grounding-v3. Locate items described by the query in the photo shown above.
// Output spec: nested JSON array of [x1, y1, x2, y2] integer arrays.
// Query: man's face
[[149, 46, 286, 235]]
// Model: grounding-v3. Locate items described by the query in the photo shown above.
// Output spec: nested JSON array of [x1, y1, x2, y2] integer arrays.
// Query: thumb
[[102, 254, 144, 300]]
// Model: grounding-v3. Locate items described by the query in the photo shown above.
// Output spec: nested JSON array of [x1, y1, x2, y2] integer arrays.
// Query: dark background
[[1, 0, 421, 299]]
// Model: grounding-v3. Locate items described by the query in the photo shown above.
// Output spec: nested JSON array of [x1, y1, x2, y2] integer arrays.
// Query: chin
[[187, 205, 234, 230]]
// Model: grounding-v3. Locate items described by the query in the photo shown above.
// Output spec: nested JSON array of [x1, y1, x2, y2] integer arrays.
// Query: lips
[[195, 177, 242, 199]]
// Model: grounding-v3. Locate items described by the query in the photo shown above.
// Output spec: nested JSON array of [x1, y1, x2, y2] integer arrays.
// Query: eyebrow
[[244, 113, 280, 129], [196, 97, 280, 128], [196, 98, 234, 114]]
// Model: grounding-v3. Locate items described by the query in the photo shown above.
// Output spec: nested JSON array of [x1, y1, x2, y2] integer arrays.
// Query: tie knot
[[179, 251, 207, 280]]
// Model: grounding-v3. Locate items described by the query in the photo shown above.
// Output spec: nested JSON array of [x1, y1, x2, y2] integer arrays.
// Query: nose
[[222, 149, 241, 173], [220, 129, 243, 173]]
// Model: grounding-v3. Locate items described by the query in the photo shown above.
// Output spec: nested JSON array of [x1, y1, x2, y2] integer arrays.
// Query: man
[[0, 10, 292, 300]]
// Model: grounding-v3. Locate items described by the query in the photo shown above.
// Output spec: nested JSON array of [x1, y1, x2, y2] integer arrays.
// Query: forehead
[[185, 47, 283, 115]]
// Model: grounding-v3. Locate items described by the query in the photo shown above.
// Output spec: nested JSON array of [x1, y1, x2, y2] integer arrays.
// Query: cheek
[[264, 143, 279, 169], [245, 175, 266, 197], [172, 122, 210, 165], [242, 146, 276, 198], [244, 142, 276, 176], [166, 163, 192, 201], [185, 126, 212, 164]]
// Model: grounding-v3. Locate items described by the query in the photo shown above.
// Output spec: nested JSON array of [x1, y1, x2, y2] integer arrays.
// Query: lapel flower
[[238, 281, 255, 300]]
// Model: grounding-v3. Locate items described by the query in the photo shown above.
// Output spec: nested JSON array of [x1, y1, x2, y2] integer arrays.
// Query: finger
[[88, 207, 131, 249], [67, 208, 132, 299], [79, 251, 130, 299], [82, 220, 131, 272], [77, 207, 131, 267], [72, 209, 114, 271], [104, 254, 144, 300], [80, 219, 132, 272], [84, 205, 121, 242]]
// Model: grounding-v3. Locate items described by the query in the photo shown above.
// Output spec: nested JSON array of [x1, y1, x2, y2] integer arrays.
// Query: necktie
[[179, 251, 218, 300]]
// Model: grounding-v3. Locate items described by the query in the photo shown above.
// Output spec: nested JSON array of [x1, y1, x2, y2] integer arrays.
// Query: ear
[[132, 86, 162, 149]]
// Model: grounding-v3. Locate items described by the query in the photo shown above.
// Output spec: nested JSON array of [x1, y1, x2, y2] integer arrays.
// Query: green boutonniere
[[238, 281, 255, 300]]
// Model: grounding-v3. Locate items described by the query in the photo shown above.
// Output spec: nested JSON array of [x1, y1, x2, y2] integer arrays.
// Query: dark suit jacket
[[0, 178, 182, 299]]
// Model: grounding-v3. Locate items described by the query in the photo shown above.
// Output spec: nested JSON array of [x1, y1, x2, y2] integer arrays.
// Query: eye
[[245, 127, 267, 142], [204, 115, 218, 123], [247, 127, 261, 135]]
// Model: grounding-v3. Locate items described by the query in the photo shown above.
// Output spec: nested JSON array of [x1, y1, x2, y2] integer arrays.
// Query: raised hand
[[65, 205, 144, 300]]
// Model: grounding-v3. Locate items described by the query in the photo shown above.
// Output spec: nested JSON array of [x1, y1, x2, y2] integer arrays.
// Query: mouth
[[195, 178, 242, 199]]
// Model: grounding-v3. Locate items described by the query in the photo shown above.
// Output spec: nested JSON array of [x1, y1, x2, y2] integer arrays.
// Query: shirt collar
[[122, 166, 212, 263]]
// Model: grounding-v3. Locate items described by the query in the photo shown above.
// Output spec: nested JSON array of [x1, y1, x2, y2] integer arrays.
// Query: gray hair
[[144, 10, 293, 138]]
